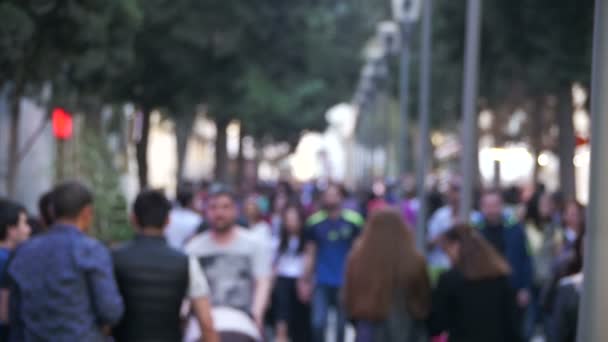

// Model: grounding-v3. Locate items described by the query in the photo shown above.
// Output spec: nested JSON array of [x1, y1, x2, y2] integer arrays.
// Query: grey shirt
[[185, 228, 271, 313]]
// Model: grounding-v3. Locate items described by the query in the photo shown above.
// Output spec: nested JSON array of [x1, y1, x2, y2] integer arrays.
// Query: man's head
[[322, 184, 344, 212], [481, 189, 504, 225], [176, 183, 196, 210], [208, 186, 238, 233], [445, 176, 462, 208], [0, 200, 31, 248], [132, 190, 172, 231], [38, 191, 54, 227], [52, 181, 94, 232], [244, 195, 262, 222]]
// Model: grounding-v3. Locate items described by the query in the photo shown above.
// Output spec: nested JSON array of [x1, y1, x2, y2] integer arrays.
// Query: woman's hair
[[443, 224, 511, 280], [525, 189, 545, 230], [277, 201, 306, 254], [344, 208, 430, 321], [563, 199, 586, 231], [565, 233, 585, 277]]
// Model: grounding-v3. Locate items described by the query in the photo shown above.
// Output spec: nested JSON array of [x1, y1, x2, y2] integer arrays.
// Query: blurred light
[[478, 110, 493, 131], [52, 108, 73, 140], [573, 83, 588, 107], [431, 132, 445, 146], [489, 147, 506, 162], [538, 153, 550, 167], [574, 154, 584, 168]]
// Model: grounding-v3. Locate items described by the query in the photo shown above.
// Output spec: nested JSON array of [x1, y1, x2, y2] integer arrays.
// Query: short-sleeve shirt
[[188, 257, 210, 299], [304, 210, 364, 287], [185, 228, 271, 314]]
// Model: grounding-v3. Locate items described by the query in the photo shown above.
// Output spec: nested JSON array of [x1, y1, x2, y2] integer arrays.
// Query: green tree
[[0, 0, 140, 195]]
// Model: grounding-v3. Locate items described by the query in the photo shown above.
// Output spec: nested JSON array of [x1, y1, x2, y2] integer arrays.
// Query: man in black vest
[[113, 190, 218, 342]]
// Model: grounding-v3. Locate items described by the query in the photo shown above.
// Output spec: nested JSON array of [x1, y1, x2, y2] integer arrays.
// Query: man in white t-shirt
[[166, 184, 203, 249], [185, 187, 272, 342]]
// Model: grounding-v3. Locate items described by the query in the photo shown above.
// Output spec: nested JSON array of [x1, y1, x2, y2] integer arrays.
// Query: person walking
[[273, 203, 311, 342], [344, 208, 430, 342], [426, 177, 463, 281], [473, 190, 533, 315], [7, 181, 124, 341], [553, 234, 584, 342], [185, 186, 272, 342], [301, 184, 364, 342], [112, 190, 218, 342], [430, 224, 522, 342], [244, 194, 273, 249], [165, 183, 203, 250], [0, 199, 31, 339]]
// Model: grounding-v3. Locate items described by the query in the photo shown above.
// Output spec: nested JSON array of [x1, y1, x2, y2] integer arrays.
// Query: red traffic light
[[52, 108, 73, 140]]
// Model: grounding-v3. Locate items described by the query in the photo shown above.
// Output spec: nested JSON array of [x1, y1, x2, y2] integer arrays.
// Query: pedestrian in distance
[[112, 190, 218, 342], [244, 194, 273, 251], [473, 190, 533, 313], [6, 181, 124, 341], [301, 183, 364, 342], [344, 208, 430, 342], [273, 202, 311, 342], [165, 183, 203, 250], [430, 224, 522, 342], [0, 199, 31, 339]]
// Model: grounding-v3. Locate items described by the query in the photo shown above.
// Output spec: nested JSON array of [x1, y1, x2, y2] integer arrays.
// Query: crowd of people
[[0, 175, 586, 342]]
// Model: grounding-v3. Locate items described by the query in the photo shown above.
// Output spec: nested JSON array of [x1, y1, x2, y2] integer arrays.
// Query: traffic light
[[52, 108, 73, 140]]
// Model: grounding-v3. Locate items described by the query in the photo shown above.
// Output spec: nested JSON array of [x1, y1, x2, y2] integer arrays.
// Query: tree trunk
[[236, 124, 246, 190], [557, 86, 576, 198], [529, 98, 543, 183], [214, 119, 229, 183], [136, 108, 151, 190], [175, 113, 195, 183], [7, 109, 20, 197], [6, 81, 24, 197]]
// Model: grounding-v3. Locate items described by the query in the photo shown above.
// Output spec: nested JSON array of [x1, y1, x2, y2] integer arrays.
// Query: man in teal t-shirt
[[302, 185, 363, 342]]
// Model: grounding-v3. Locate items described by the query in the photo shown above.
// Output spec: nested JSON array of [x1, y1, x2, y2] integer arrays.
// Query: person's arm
[[79, 240, 124, 326], [302, 241, 317, 282], [0, 289, 9, 324], [188, 257, 218, 341], [252, 240, 273, 330], [192, 297, 218, 342], [516, 225, 534, 307], [297, 241, 316, 303]]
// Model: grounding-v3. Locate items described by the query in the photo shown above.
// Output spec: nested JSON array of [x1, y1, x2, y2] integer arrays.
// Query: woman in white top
[[273, 203, 311, 342]]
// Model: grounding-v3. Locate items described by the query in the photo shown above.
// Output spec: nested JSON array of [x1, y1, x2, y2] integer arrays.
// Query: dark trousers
[[274, 276, 311, 342], [311, 285, 346, 342]]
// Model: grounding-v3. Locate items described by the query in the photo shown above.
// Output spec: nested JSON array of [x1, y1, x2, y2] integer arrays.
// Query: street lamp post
[[459, 0, 482, 221], [415, 0, 433, 251], [392, 0, 421, 177], [577, 1, 608, 341]]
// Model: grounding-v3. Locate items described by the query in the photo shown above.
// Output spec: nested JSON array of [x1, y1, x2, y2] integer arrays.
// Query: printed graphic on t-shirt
[[197, 254, 254, 313]]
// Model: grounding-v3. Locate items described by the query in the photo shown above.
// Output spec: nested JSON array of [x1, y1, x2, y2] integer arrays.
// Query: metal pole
[[459, 0, 482, 221], [577, 1, 608, 340], [399, 22, 412, 177], [415, 0, 433, 251]]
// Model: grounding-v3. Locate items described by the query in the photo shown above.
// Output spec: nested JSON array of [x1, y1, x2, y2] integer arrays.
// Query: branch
[[16, 112, 51, 164]]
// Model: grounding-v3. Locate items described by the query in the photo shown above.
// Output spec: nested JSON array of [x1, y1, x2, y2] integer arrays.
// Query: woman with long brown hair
[[430, 224, 522, 342], [344, 208, 430, 342]]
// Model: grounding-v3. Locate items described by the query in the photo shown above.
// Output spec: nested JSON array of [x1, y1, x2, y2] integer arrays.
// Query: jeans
[[312, 285, 346, 342]]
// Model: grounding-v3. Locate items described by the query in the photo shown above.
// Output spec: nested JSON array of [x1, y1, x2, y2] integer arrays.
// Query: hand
[[297, 278, 313, 304], [253, 311, 264, 333], [517, 289, 531, 308]]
